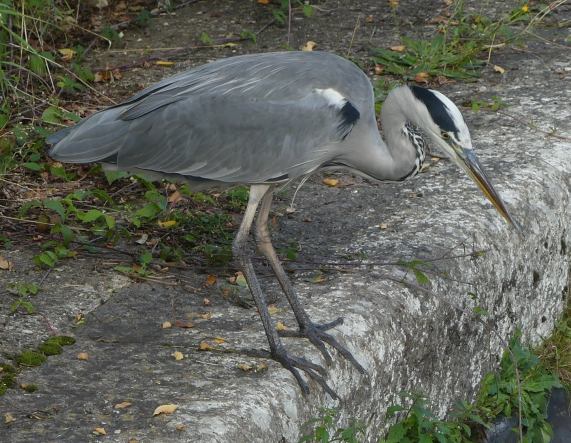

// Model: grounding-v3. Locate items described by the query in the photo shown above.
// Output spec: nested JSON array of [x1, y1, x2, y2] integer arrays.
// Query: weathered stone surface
[[1, 5, 570, 443]]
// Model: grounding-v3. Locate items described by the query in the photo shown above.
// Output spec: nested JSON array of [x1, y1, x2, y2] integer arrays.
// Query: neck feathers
[[398, 123, 426, 181]]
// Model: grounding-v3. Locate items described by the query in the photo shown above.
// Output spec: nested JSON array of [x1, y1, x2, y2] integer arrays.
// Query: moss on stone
[[44, 336, 76, 347], [38, 342, 63, 356], [16, 350, 47, 367], [21, 383, 38, 393]]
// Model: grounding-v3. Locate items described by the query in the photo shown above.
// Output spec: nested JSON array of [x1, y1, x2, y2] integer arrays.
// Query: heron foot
[[272, 347, 339, 399], [279, 318, 366, 374]]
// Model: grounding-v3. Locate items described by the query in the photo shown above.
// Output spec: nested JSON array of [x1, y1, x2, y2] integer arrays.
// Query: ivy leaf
[[44, 199, 66, 221]]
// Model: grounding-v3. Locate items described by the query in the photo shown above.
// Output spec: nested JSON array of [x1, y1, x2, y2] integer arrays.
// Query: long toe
[[272, 348, 339, 399], [279, 320, 366, 374]]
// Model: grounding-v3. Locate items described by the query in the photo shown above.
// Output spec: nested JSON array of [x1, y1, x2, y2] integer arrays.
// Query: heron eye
[[441, 132, 450, 140]]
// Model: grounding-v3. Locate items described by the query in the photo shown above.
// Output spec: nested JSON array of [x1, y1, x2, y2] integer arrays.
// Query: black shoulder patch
[[338, 101, 360, 139], [410, 86, 458, 136]]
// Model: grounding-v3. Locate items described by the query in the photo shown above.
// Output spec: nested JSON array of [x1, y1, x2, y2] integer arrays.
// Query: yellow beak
[[454, 147, 520, 231]]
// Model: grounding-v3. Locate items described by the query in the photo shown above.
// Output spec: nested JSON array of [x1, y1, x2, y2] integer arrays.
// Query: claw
[[272, 347, 339, 400], [279, 318, 366, 374]]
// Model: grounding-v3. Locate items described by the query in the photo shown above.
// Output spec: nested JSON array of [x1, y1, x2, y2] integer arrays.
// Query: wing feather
[[48, 52, 369, 184]]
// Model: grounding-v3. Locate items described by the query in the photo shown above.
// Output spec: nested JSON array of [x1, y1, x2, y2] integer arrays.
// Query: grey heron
[[47, 51, 517, 398]]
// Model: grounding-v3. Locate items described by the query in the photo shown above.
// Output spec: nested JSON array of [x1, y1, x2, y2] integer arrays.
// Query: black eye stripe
[[410, 86, 460, 138]]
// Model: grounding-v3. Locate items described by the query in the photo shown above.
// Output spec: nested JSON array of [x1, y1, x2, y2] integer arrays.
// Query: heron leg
[[254, 189, 366, 374], [233, 184, 338, 398]]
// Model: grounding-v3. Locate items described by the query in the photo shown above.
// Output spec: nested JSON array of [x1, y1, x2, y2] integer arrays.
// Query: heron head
[[409, 86, 519, 230]]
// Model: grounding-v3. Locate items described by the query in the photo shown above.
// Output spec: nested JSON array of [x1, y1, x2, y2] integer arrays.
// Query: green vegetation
[[373, 2, 541, 81], [270, 0, 315, 26], [300, 327, 566, 443], [300, 408, 365, 443], [0, 336, 76, 396]]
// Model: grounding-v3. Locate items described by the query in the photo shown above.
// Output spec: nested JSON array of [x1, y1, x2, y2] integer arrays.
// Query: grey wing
[[50, 91, 360, 183], [118, 92, 359, 183], [48, 51, 370, 183]]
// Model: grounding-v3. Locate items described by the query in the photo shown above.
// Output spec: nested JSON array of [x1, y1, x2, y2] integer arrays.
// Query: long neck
[[338, 93, 425, 182]]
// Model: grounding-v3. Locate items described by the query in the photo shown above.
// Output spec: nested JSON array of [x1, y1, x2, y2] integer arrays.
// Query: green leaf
[[303, 4, 314, 17], [23, 162, 44, 171], [103, 169, 129, 185], [79, 209, 104, 223], [44, 199, 66, 221], [386, 405, 404, 418], [384, 422, 407, 443], [41, 106, 63, 124], [114, 265, 134, 274], [29, 53, 47, 75], [52, 223, 74, 245], [199, 32, 213, 45], [104, 215, 116, 229], [135, 203, 161, 219], [49, 165, 75, 181], [413, 269, 430, 286], [139, 251, 152, 266], [0, 112, 8, 130], [10, 300, 36, 314], [34, 250, 58, 268]]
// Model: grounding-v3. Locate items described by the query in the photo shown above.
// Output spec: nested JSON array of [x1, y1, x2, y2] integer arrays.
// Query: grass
[[372, 1, 557, 82]]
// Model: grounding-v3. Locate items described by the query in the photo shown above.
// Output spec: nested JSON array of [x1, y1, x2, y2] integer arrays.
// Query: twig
[[346, 14, 361, 57], [287, 0, 292, 46], [497, 110, 571, 141]]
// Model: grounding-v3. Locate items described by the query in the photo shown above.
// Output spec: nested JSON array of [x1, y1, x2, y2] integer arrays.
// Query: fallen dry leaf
[[58, 48, 76, 61], [172, 351, 184, 361], [203, 297, 211, 306], [162, 321, 172, 329], [135, 233, 148, 245], [229, 272, 247, 287], [77, 352, 89, 361], [155, 60, 175, 67], [389, 44, 406, 52], [93, 427, 106, 435], [322, 177, 339, 187], [94, 69, 122, 83], [388, 0, 400, 8], [205, 274, 217, 287], [365, 15, 374, 23], [174, 320, 194, 329], [158, 220, 177, 228], [168, 190, 183, 204], [175, 423, 187, 431], [257, 0, 270, 4], [198, 341, 211, 351], [311, 273, 327, 284], [213, 337, 225, 344], [379, 223, 389, 230], [114, 401, 132, 409], [238, 362, 268, 372], [4, 413, 15, 424], [199, 312, 212, 320], [235, 273, 247, 287], [493, 65, 506, 74], [153, 404, 178, 416], [276, 321, 287, 331], [429, 15, 449, 25], [374, 64, 384, 75], [414, 72, 430, 83], [302, 41, 317, 52], [0, 256, 13, 271], [237, 363, 252, 371], [268, 305, 279, 316]]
